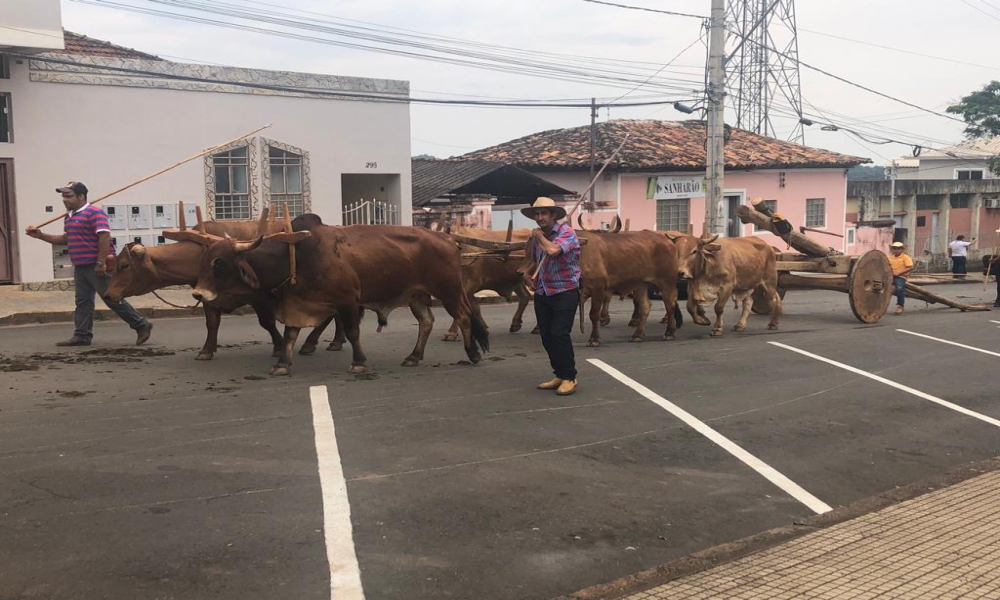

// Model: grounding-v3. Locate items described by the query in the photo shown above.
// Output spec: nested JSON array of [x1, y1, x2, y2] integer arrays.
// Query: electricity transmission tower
[[725, 0, 805, 143]]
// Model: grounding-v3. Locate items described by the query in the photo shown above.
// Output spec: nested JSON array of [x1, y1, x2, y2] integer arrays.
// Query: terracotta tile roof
[[55, 30, 163, 61], [461, 119, 869, 172]]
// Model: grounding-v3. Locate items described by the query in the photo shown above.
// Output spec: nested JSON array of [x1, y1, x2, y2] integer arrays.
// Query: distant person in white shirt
[[947, 235, 975, 279]]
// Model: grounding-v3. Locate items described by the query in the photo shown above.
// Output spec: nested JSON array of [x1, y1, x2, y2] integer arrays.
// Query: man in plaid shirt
[[520, 197, 581, 396]]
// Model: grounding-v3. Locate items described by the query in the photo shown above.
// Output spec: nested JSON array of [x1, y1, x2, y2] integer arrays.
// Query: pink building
[[464, 120, 867, 252]]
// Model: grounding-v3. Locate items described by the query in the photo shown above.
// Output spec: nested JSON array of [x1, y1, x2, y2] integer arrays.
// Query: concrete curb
[[555, 456, 1000, 600], [0, 295, 515, 327]]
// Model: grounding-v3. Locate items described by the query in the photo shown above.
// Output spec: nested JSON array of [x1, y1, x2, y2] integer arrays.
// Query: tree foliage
[[947, 80, 1000, 139]]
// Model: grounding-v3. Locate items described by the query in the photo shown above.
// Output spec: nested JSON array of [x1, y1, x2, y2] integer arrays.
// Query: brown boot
[[537, 378, 563, 390], [135, 322, 153, 345], [56, 338, 90, 347], [556, 380, 578, 396]]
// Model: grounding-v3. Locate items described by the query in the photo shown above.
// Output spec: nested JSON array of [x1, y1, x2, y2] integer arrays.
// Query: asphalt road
[[1, 283, 998, 600]]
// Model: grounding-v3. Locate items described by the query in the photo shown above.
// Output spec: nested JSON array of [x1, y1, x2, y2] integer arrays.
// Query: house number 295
[[365, 162, 378, 169]]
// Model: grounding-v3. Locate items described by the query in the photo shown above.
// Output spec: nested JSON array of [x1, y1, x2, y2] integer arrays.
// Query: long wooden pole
[[531, 133, 631, 281], [33, 124, 272, 229]]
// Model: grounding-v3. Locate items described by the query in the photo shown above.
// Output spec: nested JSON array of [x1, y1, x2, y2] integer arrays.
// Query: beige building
[[1, 11, 412, 284]]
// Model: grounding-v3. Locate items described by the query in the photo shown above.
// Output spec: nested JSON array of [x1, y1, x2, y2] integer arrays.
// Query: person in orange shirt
[[888, 241, 914, 315]]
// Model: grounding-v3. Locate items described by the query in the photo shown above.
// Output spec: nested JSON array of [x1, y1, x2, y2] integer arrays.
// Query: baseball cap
[[55, 181, 89, 196], [890, 241, 905, 248]]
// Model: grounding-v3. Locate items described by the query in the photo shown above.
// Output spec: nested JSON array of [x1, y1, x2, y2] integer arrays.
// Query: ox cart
[[738, 199, 990, 323]]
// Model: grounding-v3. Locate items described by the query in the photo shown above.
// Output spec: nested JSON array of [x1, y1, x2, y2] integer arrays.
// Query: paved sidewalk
[[617, 469, 1000, 599]]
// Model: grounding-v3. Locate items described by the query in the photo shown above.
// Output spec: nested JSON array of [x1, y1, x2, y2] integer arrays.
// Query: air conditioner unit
[[985, 197, 1000, 209]]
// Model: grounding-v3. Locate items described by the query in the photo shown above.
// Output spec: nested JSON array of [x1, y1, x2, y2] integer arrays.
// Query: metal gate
[[0, 159, 16, 283], [342, 199, 399, 225]]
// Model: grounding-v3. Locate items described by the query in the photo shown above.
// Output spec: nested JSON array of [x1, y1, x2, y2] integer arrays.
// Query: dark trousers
[[951, 256, 967, 278], [893, 276, 907, 307], [73, 263, 148, 342], [995, 276, 1000, 306], [534, 289, 579, 381]]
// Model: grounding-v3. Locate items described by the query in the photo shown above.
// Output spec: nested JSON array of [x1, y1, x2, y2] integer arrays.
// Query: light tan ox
[[442, 226, 533, 341], [667, 233, 781, 337]]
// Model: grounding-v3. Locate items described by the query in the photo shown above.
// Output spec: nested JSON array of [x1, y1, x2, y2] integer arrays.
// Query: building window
[[210, 146, 251, 220], [805, 198, 825, 227], [916, 196, 939, 210], [916, 216, 927, 227], [956, 169, 984, 180], [950, 194, 971, 209], [754, 200, 777, 231], [0, 93, 11, 143], [846, 227, 856, 245], [656, 198, 689, 232], [267, 145, 306, 217], [0, 56, 9, 79]]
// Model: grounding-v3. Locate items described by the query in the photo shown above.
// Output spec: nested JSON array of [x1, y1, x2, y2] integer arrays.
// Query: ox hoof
[[694, 317, 711, 326], [270, 365, 291, 377], [299, 343, 317, 355], [663, 334, 675, 341], [195, 352, 214, 361], [326, 341, 343, 352], [468, 353, 482, 365], [586, 340, 602, 348], [509, 322, 522, 333], [660, 316, 670, 324], [530, 326, 540, 335], [630, 336, 643, 343], [348, 364, 368, 374], [767, 324, 779, 330], [441, 333, 459, 342], [401, 357, 421, 367], [733, 325, 747, 332], [710, 330, 724, 338], [600, 318, 611, 327]]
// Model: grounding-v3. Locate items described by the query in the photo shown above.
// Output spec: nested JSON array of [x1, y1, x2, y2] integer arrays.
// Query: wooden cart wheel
[[848, 249, 893, 324], [751, 286, 787, 315]]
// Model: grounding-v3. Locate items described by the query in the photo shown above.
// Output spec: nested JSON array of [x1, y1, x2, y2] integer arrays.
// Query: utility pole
[[887, 160, 897, 240], [705, 0, 727, 235], [589, 97, 597, 211]]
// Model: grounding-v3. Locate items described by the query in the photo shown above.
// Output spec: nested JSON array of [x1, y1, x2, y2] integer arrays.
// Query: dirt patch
[[57, 390, 93, 398], [0, 347, 175, 371], [243, 375, 267, 381]]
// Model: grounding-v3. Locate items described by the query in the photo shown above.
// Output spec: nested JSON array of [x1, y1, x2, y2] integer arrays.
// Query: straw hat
[[890, 241, 905, 248], [521, 197, 566, 220]]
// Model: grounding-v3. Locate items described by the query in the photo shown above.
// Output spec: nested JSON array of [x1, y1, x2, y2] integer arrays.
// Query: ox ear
[[701, 243, 722, 255], [235, 258, 260, 290], [663, 232, 679, 242]]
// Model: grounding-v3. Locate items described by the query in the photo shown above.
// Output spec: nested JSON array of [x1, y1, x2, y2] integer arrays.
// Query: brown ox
[[519, 228, 680, 346], [442, 226, 532, 341], [668, 234, 781, 336], [103, 219, 339, 360], [177, 217, 489, 376]]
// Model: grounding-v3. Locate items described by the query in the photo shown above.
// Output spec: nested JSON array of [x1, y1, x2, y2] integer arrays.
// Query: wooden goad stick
[[531, 133, 631, 281], [32, 124, 272, 229]]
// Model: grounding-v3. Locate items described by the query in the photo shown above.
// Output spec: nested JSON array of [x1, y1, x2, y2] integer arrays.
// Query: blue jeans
[[893, 276, 907, 307], [73, 263, 148, 341]]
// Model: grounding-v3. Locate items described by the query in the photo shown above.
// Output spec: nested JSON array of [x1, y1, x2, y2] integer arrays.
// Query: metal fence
[[342, 199, 399, 226]]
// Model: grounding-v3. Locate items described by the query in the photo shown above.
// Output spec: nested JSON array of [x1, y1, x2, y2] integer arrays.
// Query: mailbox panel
[[127, 205, 150, 229], [152, 204, 176, 228], [131, 234, 157, 248], [105, 205, 127, 230]]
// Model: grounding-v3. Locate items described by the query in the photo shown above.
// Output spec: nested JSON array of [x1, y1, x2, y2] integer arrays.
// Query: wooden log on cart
[[904, 282, 991, 312], [736, 203, 840, 258]]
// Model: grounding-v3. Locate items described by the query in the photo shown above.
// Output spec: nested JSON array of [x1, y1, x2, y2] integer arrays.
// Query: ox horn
[[577, 213, 588, 231], [700, 233, 720, 245], [609, 215, 622, 233], [231, 235, 265, 254], [195, 205, 206, 234], [257, 206, 270, 237]]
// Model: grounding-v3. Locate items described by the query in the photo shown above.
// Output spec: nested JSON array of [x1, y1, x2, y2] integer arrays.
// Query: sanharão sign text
[[647, 175, 706, 200]]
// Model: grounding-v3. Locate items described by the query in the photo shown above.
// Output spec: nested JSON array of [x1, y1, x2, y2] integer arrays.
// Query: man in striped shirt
[[25, 182, 152, 346]]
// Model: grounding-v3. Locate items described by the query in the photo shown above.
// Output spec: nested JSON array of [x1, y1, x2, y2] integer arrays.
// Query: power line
[[608, 30, 707, 103], [579, 0, 706, 20], [798, 27, 1000, 71], [12, 52, 697, 108], [960, 0, 1000, 23]]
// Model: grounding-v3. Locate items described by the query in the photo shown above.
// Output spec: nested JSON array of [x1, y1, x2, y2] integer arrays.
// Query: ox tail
[[375, 310, 389, 333], [461, 290, 490, 353]]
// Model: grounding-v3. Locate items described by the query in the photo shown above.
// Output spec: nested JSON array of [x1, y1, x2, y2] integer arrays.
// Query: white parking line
[[769, 342, 1000, 429], [587, 359, 832, 515], [310, 385, 366, 600], [990, 320, 1000, 326], [897, 329, 1000, 358]]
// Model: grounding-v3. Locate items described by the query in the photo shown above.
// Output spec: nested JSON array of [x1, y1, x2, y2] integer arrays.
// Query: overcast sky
[[60, 0, 997, 165]]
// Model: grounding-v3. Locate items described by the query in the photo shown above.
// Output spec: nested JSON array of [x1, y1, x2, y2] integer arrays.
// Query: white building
[[896, 138, 1000, 181], [1, 7, 412, 284]]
